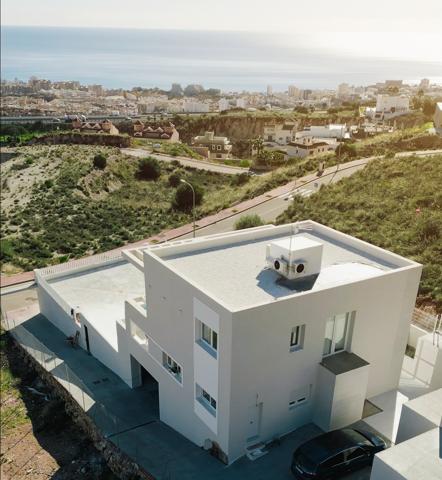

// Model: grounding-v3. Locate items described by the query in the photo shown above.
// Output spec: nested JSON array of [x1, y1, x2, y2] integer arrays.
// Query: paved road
[[178, 161, 369, 238], [121, 148, 250, 175]]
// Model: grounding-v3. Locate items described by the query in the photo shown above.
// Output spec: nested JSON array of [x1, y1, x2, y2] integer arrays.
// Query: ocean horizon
[[2, 26, 442, 92]]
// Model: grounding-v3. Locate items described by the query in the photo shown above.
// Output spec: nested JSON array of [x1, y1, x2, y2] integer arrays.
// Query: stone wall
[[10, 336, 155, 480]]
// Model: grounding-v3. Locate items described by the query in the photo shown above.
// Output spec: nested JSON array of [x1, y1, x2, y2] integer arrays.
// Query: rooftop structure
[[36, 221, 422, 464], [72, 118, 119, 135]]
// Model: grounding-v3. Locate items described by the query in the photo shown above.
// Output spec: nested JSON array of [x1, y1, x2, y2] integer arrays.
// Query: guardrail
[[411, 308, 440, 333], [36, 249, 123, 279]]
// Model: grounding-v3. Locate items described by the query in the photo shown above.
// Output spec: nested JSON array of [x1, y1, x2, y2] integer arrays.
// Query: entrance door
[[246, 403, 262, 441]]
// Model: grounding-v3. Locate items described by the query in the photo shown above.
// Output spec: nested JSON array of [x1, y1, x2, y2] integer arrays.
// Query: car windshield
[[296, 452, 316, 473]]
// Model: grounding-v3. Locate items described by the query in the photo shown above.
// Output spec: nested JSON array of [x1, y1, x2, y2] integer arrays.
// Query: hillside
[[277, 155, 442, 311], [0, 145, 239, 273]]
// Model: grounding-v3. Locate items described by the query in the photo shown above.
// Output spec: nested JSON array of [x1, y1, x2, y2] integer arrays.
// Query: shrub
[[93, 153, 107, 169], [235, 214, 264, 230], [337, 143, 357, 159], [138, 157, 161, 180], [173, 183, 204, 210], [168, 172, 181, 187]]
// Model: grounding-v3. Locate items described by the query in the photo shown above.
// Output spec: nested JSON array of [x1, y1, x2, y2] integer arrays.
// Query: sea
[[2, 26, 442, 91]]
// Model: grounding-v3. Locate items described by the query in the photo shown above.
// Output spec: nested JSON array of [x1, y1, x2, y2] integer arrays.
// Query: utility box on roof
[[266, 236, 323, 280]]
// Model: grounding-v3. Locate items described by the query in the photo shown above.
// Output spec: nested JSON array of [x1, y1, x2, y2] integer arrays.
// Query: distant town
[[1, 76, 441, 118]]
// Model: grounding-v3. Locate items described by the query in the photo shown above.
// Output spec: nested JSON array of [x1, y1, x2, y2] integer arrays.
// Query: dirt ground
[[0, 334, 118, 480]]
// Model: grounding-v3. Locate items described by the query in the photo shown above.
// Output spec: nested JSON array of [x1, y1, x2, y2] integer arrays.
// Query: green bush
[[168, 172, 181, 187], [173, 183, 204, 210], [93, 153, 107, 169], [138, 157, 161, 180], [235, 214, 264, 230]]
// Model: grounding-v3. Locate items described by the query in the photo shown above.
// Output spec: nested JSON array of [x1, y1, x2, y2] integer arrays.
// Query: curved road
[[121, 148, 250, 175]]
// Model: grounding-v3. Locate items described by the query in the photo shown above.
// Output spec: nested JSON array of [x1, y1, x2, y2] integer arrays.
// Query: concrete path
[[121, 148, 249, 175]]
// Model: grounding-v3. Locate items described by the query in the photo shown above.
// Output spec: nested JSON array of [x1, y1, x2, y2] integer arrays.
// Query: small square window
[[290, 325, 305, 352]]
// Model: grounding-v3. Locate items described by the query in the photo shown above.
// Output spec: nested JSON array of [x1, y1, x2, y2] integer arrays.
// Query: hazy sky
[[2, 0, 442, 63]]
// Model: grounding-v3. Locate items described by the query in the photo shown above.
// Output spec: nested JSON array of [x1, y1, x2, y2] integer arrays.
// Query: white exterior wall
[[376, 95, 410, 113], [127, 250, 234, 460], [226, 265, 421, 461]]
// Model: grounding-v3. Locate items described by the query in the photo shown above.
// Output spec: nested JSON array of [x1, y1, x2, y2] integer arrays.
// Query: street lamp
[[180, 179, 196, 238]]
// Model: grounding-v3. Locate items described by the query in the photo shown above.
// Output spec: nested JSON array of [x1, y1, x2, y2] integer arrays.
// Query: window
[[217, 145, 222, 151], [323, 312, 353, 357], [290, 324, 305, 352], [130, 320, 148, 347], [321, 453, 345, 470], [345, 447, 367, 461], [162, 352, 182, 383], [197, 320, 218, 354], [211, 144, 216, 150], [196, 384, 217, 416]]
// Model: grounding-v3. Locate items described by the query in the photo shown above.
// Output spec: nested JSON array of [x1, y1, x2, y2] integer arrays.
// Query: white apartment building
[[375, 95, 410, 119], [296, 124, 347, 140], [36, 221, 422, 464], [434, 102, 442, 135], [263, 122, 297, 144]]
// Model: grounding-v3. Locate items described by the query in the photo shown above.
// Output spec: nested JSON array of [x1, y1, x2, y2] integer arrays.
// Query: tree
[[422, 98, 436, 117], [251, 136, 264, 158], [138, 157, 161, 180], [235, 214, 264, 230], [93, 153, 107, 169], [337, 143, 357, 159], [168, 172, 181, 187], [173, 183, 204, 210]]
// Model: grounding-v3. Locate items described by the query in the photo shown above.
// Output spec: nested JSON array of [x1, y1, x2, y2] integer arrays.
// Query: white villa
[[36, 221, 423, 464]]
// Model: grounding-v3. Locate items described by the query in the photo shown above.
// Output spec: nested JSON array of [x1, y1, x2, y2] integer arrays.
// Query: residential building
[[266, 85, 273, 96], [370, 389, 442, 480], [72, 118, 119, 135], [36, 221, 422, 464], [374, 95, 410, 119], [133, 121, 180, 142], [419, 78, 430, 91], [286, 137, 337, 158], [296, 124, 347, 140], [288, 85, 300, 98], [434, 102, 442, 135], [263, 122, 297, 144], [183, 101, 210, 113], [218, 98, 230, 112], [192, 131, 232, 159]]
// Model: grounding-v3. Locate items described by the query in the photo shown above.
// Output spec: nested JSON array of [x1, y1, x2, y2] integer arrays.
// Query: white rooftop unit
[[266, 236, 323, 280]]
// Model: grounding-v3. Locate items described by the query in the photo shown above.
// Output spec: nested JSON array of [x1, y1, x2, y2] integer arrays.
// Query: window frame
[[199, 321, 218, 352], [322, 312, 352, 357], [197, 384, 217, 416], [290, 324, 305, 352]]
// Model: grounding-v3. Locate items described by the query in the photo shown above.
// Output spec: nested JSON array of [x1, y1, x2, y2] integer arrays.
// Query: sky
[[2, 0, 442, 63]]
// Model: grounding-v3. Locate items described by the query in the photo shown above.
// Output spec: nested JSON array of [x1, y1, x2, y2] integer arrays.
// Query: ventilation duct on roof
[[266, 236, 323, 280]]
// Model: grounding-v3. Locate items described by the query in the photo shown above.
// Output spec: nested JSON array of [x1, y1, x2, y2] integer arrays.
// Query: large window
[[323, 312, 352, 357], [199, 320, 218, 352]]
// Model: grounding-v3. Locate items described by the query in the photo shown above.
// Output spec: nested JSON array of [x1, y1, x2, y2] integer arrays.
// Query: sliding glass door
[[323, 312, 351, 357]]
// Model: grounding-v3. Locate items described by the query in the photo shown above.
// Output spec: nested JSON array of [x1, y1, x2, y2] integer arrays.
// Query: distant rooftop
[[141, 222, 417, 311]]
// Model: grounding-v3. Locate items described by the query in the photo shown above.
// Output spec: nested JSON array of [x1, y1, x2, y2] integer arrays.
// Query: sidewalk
[[1, 157, 370, 289]]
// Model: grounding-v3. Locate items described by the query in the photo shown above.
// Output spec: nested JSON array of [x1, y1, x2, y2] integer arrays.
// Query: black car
[[291, 428, 386, 479]]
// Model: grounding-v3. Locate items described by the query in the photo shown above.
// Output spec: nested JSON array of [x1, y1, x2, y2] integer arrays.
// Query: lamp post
[[180, 179, 196, 238]]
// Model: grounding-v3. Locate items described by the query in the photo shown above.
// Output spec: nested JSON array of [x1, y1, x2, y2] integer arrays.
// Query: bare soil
[[0, 334, 118, 480]]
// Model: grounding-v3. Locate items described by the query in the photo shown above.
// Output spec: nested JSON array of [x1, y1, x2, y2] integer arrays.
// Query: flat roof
[[403, 388, 442, 426], [151, 223, 410, 310], [374, 428, 441, 480], [47, 260, 144, 348]]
